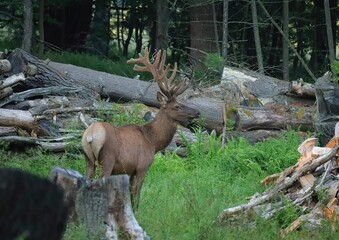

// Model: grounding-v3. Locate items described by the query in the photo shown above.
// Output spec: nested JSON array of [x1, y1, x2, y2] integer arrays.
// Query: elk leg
[[85, 155, 96, 179], [99, 151, 115, 177], [130, 172, 146, 210]]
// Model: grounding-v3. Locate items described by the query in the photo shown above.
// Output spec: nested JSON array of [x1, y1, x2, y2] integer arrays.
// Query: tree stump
[[50, 167, 148, 240], [313, 72, 339, 146]]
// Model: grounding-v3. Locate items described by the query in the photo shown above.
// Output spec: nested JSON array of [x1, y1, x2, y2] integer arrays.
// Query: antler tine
[[170, 77, 190, 96], [127, 47, 188, 98]]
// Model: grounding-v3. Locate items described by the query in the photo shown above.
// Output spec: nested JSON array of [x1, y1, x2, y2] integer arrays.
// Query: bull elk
[[81, 47, 200, 208]]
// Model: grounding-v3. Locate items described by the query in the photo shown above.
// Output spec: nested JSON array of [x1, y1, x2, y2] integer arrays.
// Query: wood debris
[[216, 122, 339, 236]]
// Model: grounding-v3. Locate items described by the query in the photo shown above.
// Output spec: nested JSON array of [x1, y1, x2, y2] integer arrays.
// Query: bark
[[282, 0, 289, 81], [155, 0, 169, 50], [251, 0, 264, 73], [0, 86, 80, 108], [38, 0, 45, 56], [222, 0, 229, 63], [48, 61, 316, 133], [6, 48, 95, 102], [0, 59, 11, 73], [0, 135, 73, 152], [189, 2, 220, 60], [324, 0, 335, 77], [0, 108, 51, 136], [22, 0, 33, 52], [232, 106, 314, 132], [216, 144, 339, 224], [290, 79, 315, 97], [257, 0, 316, 82]]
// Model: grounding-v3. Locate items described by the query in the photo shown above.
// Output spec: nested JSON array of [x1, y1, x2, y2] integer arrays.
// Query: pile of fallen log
[[216, 122, 339, 236], [0, 49, 198, 153], [0, 48, 321, 153]]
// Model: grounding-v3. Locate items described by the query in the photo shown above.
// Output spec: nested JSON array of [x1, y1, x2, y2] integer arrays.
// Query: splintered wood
[[216, 122, 339, 236]]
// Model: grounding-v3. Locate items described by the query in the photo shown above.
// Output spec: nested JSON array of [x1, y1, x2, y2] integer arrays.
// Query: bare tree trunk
[[282, 0, 289, 81], [251, 0, 264, 74], [222, 0, 229, 64], [113, 0, 122, 52], [38, 0, 44, 56], [324, 0, 335, 78], [22, 0, 33, 53], [155, 0, 169, 50], [257, 0, 316, 82], [212, 1, 220, 54], [51, 168, 148, 239]]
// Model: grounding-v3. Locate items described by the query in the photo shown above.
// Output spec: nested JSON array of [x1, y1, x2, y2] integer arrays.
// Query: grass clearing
[[1, 130, 338, 239]]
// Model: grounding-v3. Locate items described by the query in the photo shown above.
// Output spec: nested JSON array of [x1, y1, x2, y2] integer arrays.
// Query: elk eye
[[175, 105, 180, 109]]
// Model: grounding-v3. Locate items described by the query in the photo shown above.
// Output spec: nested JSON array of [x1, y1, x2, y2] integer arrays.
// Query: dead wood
[[0, 126, 17, 136], [48, 61, 315, 134], [0, 87, 13, 100], [50, 167, 148, 240], [0, 73, 25, 90], [0, 86, 81, 108], [5, 48, 95, 101], [0, 108, 51, 136], [231, 106, 314, 131], [216, 124, 339, 234], [0, 59, 11, 73], [0, 135, 75, 152], [290, 79, 315, 98]]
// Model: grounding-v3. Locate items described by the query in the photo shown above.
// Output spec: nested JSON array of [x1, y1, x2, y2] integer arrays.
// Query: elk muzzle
[[178, 103, 200, 127]]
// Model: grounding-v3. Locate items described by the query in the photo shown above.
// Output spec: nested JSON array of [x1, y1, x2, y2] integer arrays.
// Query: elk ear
[[157, 91, 168, 108]]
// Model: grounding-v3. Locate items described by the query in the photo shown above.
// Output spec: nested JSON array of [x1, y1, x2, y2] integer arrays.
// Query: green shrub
[[332, 60, 339, 82]]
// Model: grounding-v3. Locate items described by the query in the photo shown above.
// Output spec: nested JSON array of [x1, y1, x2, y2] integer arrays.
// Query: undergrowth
[[0, 129, 338, 239]]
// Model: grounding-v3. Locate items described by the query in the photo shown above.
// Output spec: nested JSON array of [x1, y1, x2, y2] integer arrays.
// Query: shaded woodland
[[0, 0, 337, 82]]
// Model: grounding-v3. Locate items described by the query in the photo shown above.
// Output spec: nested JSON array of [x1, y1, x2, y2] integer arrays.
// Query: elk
[[81, 47, 200, 208]]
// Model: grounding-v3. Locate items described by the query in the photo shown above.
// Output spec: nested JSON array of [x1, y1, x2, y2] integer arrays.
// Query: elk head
[[127, 48, 200, 127]]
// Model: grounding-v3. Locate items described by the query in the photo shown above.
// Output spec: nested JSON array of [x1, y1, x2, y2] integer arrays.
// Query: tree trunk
[[38, 0, 44, 56], [282, 0, 289, 81], [155, 0, 169, 50], [189, 2, 220, 61], [222, 0, 229, 64], [0, 108, 51, 136], [324, 0, 335, 77], [212, 1, 220, 54], [86, 0, 111, 56], [50, 167, 148, 239], [5, 48, 95, 102], [257, 0, 316, 82], [251, 0, 264, 73], [22, 0, 33, 52]]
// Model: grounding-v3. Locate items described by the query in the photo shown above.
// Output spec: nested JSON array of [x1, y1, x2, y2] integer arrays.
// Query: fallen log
[[5, 48, 95, 102], [0, 59, 11, 73], [0, 135, 75, 152], [0, 108, 52, 136], [0, 49, 316, 137], [50, 167, 148, 239], [0, 73, 25, 90], [0, 86, 80, 108], [230, 106, 314, 131]]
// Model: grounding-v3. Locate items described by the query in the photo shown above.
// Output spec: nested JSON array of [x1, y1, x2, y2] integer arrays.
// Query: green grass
[[41, 50, 156, 81], [1, 130, 338, 239]]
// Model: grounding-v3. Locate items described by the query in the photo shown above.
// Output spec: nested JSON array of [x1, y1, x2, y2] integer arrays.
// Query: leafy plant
[[331, 60, 339, 82]]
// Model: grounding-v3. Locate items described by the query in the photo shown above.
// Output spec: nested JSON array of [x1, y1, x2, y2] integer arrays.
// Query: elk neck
[[143, 108, 177, 153]]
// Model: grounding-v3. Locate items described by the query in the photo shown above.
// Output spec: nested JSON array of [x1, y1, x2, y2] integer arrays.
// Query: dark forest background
[[1, 0, 338, 83]]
